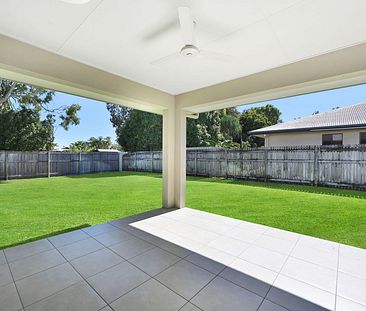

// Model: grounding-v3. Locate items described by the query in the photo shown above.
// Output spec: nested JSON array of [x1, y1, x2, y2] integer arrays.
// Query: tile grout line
[[4, 212, 363, 311], [109, 216, 300, 309], [3, 248, 26, 311], [46, 237, 112, 310], [258, 233, 302, 311], [334, 243, 341, 311], [84, 226, 195, 307], [86, 225, 245, 309]]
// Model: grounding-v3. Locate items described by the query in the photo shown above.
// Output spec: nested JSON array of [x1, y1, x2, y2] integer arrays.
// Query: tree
[[186, 111, 222, 147], [68, 136, 114, 152], [107, 104, 162, 152], [107, 104, 223, 151], [0, 79, 81, 150], [240, 104, 281, 147], [68, 140, 90, 152], [0, 108, 55, 151], [88, 136, 113, 150], [220, 114, 242, 141]]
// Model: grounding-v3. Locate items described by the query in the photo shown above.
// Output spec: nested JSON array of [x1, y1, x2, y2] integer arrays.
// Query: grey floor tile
[[129, 247, 180, 276], [109, 216, 137, 229], [93, 229, 134, 246], [338, 272, 366, 306], [281, 257, 337, 293], [156, 260, 215, 300], [239, 245, 287, 272], [48, 230, 89, 248], [255, 235, 296, 255], [291, 243, 338, 270], [87, 261, 150, 303], [128, 229, 167, 246], [0, 250, 6, 265], [70, 248, 124, 278], [5, 239, 53, 263], [0, 283, 23, 311], [159, 241, 192, 258], [58, 238, 104, 261], [191, 276, 263, 311], [9, 249, 65, 281], [336, 296, 366, 311], [99, 306, 113, 311], [16, 262, 82, 307], [82, 223, 116, 236], [339, 255, 366, 280], [109, 237, 154, 259], [0, 263, 13, 287], [110, 279, 186, 311], [266, 286, 332, 311], [219, 266, 272, 297], [339, 244, 366, 263], [179, 303, 202, 311], [185, 253, 226, 274], [208, 236, 250, 256], [26, 281, 106, 311], [258, 300, 289, 311], [267, 275, 335, 311]]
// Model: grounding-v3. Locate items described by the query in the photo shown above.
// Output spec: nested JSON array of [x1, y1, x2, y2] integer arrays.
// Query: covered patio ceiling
[[1, 0, 366, 209]]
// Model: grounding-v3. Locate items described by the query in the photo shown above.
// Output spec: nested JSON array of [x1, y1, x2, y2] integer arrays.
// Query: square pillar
[[162, 107, 187, 209]]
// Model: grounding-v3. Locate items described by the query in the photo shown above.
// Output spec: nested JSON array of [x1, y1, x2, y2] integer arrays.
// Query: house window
[[322, 133, 343, 145], [360, 132, 366, 144]]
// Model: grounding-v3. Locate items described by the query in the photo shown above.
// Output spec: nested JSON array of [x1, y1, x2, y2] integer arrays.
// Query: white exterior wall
[[265, 129, 366, 147]]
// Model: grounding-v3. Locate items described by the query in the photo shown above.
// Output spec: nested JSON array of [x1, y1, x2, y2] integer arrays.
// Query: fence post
[[194, 150, 198, 176], [225, 149, 228, 179], [47, 151, 51, 178], [4, 151, 8, 181], [151, 152, 154, 172], [313, 146, 319, 186], [78, 152, 82, 175], [135, 153, 137, 171], [119, 152, 123, 172], [264, 148, 269, 182], [241, 149, 245, 179]]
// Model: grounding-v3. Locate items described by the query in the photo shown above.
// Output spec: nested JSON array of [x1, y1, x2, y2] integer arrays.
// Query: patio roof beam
[[176, 42, 366, 113], [0, 34, 174, 115]]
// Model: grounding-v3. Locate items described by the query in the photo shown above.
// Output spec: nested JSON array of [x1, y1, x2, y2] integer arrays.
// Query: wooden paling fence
[[122, 146, 366, 189], [0, 151, 122, 180]]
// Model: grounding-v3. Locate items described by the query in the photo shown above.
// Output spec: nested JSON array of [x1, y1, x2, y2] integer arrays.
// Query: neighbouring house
[[249, 102, 366, 147]]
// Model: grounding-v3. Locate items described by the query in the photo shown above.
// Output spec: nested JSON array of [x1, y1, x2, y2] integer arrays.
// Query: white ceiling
[[0, 0, 366, 95]]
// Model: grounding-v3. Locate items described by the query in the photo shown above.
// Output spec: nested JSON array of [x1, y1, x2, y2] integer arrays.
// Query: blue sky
[[51, 84, 366, 147]]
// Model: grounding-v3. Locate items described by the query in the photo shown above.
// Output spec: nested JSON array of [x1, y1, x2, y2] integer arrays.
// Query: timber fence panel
[[0, 151, 120, 179], [121, 146, 366, 189]]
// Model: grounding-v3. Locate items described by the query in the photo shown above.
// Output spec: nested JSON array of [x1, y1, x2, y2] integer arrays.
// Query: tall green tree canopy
[[240, 104, 281, 147], [68, 136, 115, 152], [107, 103, 281, 151], [0, 79, 81, 151], [107, 104, 226, 152]]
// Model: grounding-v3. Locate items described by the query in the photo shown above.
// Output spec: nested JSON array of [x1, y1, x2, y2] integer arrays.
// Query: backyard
[[1, 171, 365, 250]]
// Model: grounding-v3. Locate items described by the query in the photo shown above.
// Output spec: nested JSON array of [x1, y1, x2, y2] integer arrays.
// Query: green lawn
[[1, 172, 365, 250]]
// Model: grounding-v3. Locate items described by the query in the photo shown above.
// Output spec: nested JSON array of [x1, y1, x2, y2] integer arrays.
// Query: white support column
[[162, 106, 187, 209]]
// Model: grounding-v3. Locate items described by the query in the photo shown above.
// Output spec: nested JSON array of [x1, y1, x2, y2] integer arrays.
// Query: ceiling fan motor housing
[[180, 45, 200, 57]]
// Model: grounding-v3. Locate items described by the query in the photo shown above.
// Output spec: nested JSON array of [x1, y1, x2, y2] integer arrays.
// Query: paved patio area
[[1, 208, 365, 311]]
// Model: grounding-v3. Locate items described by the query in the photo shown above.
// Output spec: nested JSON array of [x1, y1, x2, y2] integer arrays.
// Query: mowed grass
[[1, 172, 365, 249]]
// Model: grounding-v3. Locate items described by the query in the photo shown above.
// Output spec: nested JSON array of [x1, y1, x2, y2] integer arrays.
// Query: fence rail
[[2, 147, 366, 189], [122, 146, 366, 189], [0, 151, 122, 180]]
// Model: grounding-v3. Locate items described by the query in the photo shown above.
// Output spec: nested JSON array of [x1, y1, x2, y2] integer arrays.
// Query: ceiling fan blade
[[200, 50, 234, 63], [150, 52, 181, 65], [178, 7, 195, 45]]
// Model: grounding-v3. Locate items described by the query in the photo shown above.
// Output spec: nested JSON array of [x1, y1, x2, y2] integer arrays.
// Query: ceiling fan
[[150, 7, 232, 65]]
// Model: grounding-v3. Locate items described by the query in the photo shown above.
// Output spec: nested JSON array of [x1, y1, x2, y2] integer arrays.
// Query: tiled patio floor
[[1, 208, 366, 311]]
